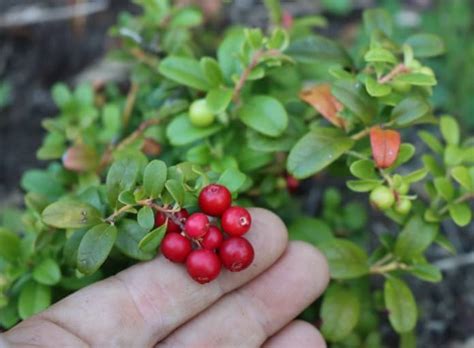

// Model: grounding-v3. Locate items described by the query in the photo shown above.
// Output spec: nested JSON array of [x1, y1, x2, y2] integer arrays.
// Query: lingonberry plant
[[0, 0, 473, 345]]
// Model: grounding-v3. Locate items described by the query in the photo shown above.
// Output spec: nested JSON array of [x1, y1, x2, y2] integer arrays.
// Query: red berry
[[219, 237, 254, 272], [186, 249, 221, 284], [160, 233, 192, 263], [155, 211, 166, 228], [184, 212, 210, 239], [167, 209, 189, 233], [202, 225, 224, 250], [198, 184, 232, 217], [221, 206, 252, 236], [286, 175, 300, 192]]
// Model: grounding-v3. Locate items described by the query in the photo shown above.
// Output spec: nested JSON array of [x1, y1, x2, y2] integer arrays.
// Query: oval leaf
[[449, 203, 472, 227], [392, 97, 430, 126], [238, 96, 288, 137], [77, 224, 117, 275], [319, 239, 369, 279], [42, 200, 102, 229], [384, 277, 417, 333], [137, 206, 155, 231], [32, 258, 61, 286], [18, 281, 51, 320], [394, 215, 438, 260], [159, 56, 209, 91], [288, 128, 355, 179], [143, 160, 167, 199], [138, 225, 167, 253], [166, 114, 222, 146]]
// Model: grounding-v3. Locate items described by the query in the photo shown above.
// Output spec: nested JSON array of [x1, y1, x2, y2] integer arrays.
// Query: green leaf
[[346, 179, 382, 192], [238, 96, 288, 137], [143, 160, 167, 199], [0, 228, 21, 262], [363, 8, 392, 36], [392, 97, 430, 126], [206, 88, 233, 114], [218, 29, 245, 81], [246, 130, 296, 152], [217, 168, 247, 193], [332, 80, 375, 124], [319, 239, 369, 279], [137, 206, 155, 230], [365, 76, 391, 97], [51, 83, 72, 108], [118, 190, 136, 205], [434, 177, 454, 201], [289, 217, 333, 246], [434, 233, 456, 254], [364, 48, 397, 64], [165, 179, 185, 206], [200, 57, 223, 87], [403, 168, 428, 184], [405, 33, 445, 58], [42, 200, 102, 229], [287, 128, 354, 179], [384, 277, 417, 333], [418, 130, 443, 154], [349, 160, 377, 180], [321, 284, 360, 342], [440, 116, 460, 145], [159, 56, 209, 91], [166, 114, 222, 146], [410, 264, 442, 283], [18, 281, 51, 320], [451, 166, 473, 191], [138, 225, 167, 253], [394, 73, 436, 86], [391, 144, 416, 168], [286, 35, 351, 66], [32, 258, 61, 285], [170, 7, 203, 28], [394, 215, 438, 260], [106, 156, 140, 207], [77, 224, 117, 275], [116, 219, 154, 261], [449, 203, 472, 227], [444, 144, 463, 167]]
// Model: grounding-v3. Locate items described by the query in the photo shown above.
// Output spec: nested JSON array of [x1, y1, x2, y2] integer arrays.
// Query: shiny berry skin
[[202, 226, 224, 250], [198, 184, 232, 217], [160, 233, 192, 263], [184, 212, 210, 239], [221, 206, 252, 236], [166, 209, 189, 233], [219, 237, 254, 272], [186, 249, 221, 284], [154, 211, 166, 228], [395, 198, 412, 215], [370, 186, 395, 210], [286, 175, 300, 192], [189, 99, 215, 128]]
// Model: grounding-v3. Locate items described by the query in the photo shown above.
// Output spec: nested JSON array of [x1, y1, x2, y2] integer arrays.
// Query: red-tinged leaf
[[282, 10, 293, 29], [300, 84, 347, 130], [370, 127, 401, 169], [62, 144, 99, 172]]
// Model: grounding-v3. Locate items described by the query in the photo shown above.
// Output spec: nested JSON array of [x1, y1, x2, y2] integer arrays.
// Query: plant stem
[[370, 260, 409, 275], [378, 64, 409, 84], [123, 82, 139, 128], [438, 192, 474, 215]]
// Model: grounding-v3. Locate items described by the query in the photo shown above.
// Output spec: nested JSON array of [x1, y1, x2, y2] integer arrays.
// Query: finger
[[263, 320, 326, 348], [3, 208, 288, 348], [158, 242, 329, 347]]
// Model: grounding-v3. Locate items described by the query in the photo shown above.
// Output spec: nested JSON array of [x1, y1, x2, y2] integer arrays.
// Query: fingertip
[[264, 320, 326, 348]]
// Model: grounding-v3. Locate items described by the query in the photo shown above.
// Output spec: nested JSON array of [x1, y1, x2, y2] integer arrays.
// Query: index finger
[[3, 208, 288, 347]]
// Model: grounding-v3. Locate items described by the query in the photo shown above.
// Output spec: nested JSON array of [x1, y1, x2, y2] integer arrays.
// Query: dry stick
[[378, 64, 410, 84], [122, 82, 139, 128]]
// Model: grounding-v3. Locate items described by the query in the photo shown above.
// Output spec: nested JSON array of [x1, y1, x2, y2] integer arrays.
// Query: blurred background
[[0, 0, 473, 346]]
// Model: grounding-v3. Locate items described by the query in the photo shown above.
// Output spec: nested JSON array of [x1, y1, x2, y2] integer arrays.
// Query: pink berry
[[221, 206, 252, 236], [198, 184, 232, 217], [186, 249, 221, 284], [219, 237, 254, 272], [160, 233, 192, 263], [184, 212, 210, 239], [202, 226, 224, 250]]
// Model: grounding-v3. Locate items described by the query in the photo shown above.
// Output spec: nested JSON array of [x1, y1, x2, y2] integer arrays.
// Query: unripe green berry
[[370, 186, 395, 210], [395, 198, 412, 215], [189, 99, 215, 127], [397, 182, 410, 195]]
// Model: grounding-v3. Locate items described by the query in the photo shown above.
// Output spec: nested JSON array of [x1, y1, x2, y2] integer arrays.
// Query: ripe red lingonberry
[[286, 175, 300, 192], [184, 212, 210, 239], [160, 233, 192, 263], [155, 209, 189, 233], [202, 225, 224, 250], [198, 184, 232, 217], [219, 237, 254, 272], [221, 206, 252, 236], [186, 249, 221, 284]]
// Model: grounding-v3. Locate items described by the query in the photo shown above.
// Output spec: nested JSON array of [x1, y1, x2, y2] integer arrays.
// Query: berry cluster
[[156, 184, 254, 284]]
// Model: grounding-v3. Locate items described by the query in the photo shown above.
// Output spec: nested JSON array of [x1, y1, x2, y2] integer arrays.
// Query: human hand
[[1, 209, 329, 347]]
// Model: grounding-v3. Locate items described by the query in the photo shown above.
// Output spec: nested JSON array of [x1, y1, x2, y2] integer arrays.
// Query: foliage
[[0, 1, 473, 346]]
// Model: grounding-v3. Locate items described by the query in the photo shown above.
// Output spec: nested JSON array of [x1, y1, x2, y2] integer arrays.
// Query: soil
[[0, 1, 473, 347]]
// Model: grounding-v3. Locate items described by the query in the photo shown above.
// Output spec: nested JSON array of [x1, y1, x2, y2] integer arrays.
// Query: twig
[[122, 82, 139, 128], [370, 261, 409, 275], [438, 193, 474, 215], [378, 64, 410, 84]]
